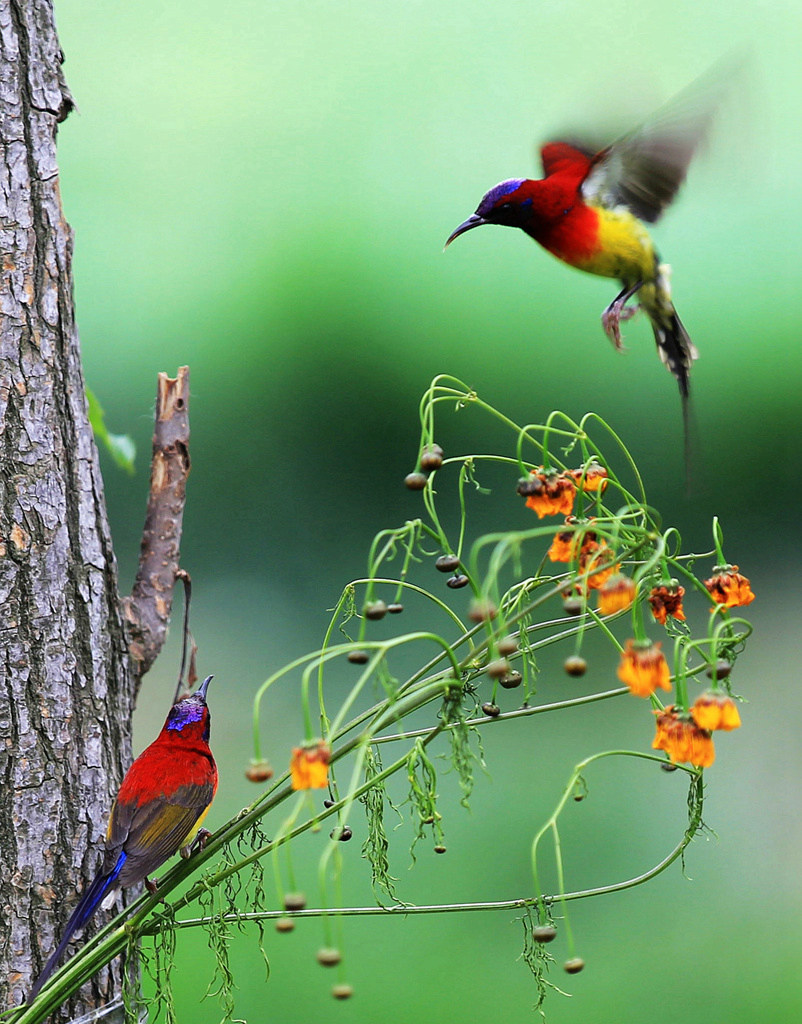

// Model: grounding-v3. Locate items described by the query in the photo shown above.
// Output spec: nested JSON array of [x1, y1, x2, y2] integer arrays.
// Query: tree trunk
[[0, 1, 133, 1017]]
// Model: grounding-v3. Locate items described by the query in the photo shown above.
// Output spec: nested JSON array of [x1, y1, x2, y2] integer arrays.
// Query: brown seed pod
[[563, 596, 584, 616], [419, 444, 444, 472], [244, 760, 274, 783], [481, 701, 501, 717], [499, 671, 522, 689], [317, 947, 342, 967], [563, 957, 585, 974], [446, 573, 470, 589], [332, 984, 354, 1000], [564, 655, 587, 677], [387, 602, 404, 614], [405, 472, 428, 491], [364, 600, 388, 620], [469, 599, 497, 622], [433, 844, 447, 854], [486, 658, 511, 679], [347, 650, 370, 664], [497, 636, 518, 656], [330, 825, 353, 842], [275, 916, 295, 933], [705, 658, 732, 680], [532, 925, 557, 943], [283, 892, 307, 911], [436, 553, 461, 573]]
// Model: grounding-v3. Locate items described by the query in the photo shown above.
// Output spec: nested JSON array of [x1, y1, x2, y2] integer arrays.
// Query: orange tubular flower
[[704, 565, 755, 609], [598, 574, 636, 615], [568, 463, 608, 493], [518, 469, 576, 519], [617, 639, 671, 697], [579, 538, 618, 590], [290, 740, 331, 790], [653, 706, 715, 767], [648, 582, 686, 625], [691, 692, 742, 731]]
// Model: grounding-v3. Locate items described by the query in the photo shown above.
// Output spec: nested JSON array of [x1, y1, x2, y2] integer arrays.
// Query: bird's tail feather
[[28, 851, 127, 1001]]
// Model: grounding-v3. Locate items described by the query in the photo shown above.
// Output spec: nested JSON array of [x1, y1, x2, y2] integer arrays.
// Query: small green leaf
[[86, 386, 136, 474]]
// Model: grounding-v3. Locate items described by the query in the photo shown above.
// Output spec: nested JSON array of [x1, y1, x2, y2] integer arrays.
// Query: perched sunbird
[[29, 675, 218, 1000], [445, 65, 736, 454]]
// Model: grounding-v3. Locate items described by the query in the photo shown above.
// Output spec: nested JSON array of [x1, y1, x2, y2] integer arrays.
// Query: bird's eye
[[499, 202, 512, 212]]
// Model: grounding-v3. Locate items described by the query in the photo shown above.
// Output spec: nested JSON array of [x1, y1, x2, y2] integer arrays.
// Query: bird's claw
[[145, 877, 159, 894], [181, 827, 212, 860], [601, 301, 638, 351]]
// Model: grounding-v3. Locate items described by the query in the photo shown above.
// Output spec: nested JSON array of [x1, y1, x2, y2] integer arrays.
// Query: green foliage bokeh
[[52, 0, 802, 1020]]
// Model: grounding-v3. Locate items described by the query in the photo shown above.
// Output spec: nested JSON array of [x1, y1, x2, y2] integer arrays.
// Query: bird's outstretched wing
[[577, 56, 743, 222]]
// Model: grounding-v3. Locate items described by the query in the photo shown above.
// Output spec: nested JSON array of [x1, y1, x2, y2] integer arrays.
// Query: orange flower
[[290, 741, 331, 790], [652, 706, 715, 767], [648, 583, 686, 625], [597, 574, 636, 615], [617, 640, 671, 697], [568, 463, 608, 493], [704, 565, 755, 609], [517, 470, 576, 519], [548, 527, 579, 563], [691, 692, 741, 732], [579, 538, 618, 590]]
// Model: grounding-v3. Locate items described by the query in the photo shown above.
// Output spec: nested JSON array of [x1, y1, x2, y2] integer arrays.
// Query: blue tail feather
[[28, 851, 127, 1001]]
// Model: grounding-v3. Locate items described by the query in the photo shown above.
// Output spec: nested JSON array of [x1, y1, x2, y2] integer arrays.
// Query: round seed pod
[[347, 650, 370, 664], [660, 760, 679, 772], [446, 573, 470, 589], [499, 671, 522, 689], [316, 947, 342, 967], [332, 984, 354, 1000], [481, 701, 501, 718], [363, 600, 388, 620], [419, 444, 444, 472], [330, 825, 352, 842], [405, 472, 428, 491], [436, 554, 460, 573], [469, 599, 497, 622], [486, 658, 511, 679], [387, 602, 404, 614], [283, 892, 307, 912], [563, 957, 585, 974], [433, 844, 447, 854], [245, 760, 274, 783], [497, 636, 518, 656], [705, 659, 732, 680], [322, 798, 335, 809], [532, 925, 557, 943], [563, 596, 584, 616], [564, 655, 587, 677], [275, 916, 295, 933]]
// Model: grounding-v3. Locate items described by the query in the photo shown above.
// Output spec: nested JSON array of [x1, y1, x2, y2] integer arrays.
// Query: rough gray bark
[[0, 1, 131, 1018]]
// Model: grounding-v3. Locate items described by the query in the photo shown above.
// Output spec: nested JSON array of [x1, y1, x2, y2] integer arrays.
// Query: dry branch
[[124, 366, 191, 680]]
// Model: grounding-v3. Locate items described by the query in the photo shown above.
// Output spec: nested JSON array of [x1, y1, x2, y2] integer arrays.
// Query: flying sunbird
[[445, 62, 738, 461]]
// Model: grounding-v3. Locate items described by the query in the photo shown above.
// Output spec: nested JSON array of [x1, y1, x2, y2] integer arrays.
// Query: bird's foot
[[601, 301, 639, 351], [145, 877, 159, 894], [181, 827, 212, 859]]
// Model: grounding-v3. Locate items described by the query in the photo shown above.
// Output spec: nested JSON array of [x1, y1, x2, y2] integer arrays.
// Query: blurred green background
[[54, 0, 800, 1020]]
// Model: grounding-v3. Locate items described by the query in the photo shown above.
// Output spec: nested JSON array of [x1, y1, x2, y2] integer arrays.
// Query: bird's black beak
[[195, 675, 213, 702], [444, 214, 488, 249]]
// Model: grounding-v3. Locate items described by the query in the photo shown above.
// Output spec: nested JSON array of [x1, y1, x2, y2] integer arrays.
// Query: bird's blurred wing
[[579, 57, 741, 222], [107, 782, 215, 886]]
